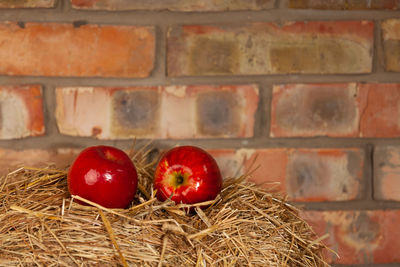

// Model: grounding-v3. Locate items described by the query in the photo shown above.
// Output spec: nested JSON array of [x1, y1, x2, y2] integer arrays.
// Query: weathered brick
[[0, 148, 78, 176], [0, 22, 155, 77], [271, 83, 400, 138], [56, 85, 258, 139], [359, 83, 400, 137], [382, 19, 400, 72], [302, 210, 400, 264], [71, 0, 274, 11], [168, 21, 373, 76], [287, 149, 364, 201], [0, 0, 54, 8], [196, 91, 242, 136], [56, 87, 111, 138], [112, 89, 160, 137], [210, 148, 364, 201], [289, 0, 400, 9], [0, 85, 44, 139], [271, 83, 361, 137], [373, 146, 400, 201]]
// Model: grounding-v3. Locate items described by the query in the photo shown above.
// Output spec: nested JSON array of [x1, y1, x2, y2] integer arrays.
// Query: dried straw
[[0, 149, 329, 266]]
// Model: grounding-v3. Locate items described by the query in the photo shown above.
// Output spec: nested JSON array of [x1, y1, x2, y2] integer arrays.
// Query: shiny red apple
[[153, 146, 222, 206], [68, 145, 138, 209]]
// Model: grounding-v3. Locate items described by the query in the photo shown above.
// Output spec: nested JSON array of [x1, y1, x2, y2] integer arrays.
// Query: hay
[[0, 149, 329, 266]]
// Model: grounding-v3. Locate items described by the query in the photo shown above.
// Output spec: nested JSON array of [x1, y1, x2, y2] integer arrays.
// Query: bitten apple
[[153, 146, 222, 206], [68, 145, 138, 209]]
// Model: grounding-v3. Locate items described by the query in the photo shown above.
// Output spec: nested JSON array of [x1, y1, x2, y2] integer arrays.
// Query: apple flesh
[[153, 146, 222, 207], [68, 145, 138, 209]]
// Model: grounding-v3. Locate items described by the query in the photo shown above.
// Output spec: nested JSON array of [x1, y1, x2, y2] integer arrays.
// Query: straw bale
[[0, 150, 329, 266]]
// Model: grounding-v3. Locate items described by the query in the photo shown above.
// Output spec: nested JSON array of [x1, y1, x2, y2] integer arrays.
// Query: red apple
[[68, 145, 138, 209], [153, 146, 222, 207]]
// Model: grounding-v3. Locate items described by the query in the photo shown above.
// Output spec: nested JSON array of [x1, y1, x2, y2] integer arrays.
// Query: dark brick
[[190, 38, 239, 75], [286, 149, 363, 201], [196, 91, 240, 136], [168, 22, 373, 76], [270, 40, 356, 73], [111, 89, 160, 136], [271, 83, 359, 137]]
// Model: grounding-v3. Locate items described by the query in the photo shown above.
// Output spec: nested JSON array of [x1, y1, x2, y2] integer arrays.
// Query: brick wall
[[1, 1, 400, 266]]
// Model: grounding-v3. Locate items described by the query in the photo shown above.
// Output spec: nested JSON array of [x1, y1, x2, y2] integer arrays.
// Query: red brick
[[359, 83, 400, 137], [0, 0, 54, 8], [209, 148, 364, 201], [271, 83, 361, 137], [0, 85, 44, 139], [373, 146, 400, 201], [209, 149, 288, 192], [0, 22, 155, 77], [288, 0, 400, 9], [55, 85, 258, 139], [0, 148, 78, 176], [302, 210, 400, 264], [71, 0, 274, 11], [168, 21, 373, 76], [382, 19, 400, 72]]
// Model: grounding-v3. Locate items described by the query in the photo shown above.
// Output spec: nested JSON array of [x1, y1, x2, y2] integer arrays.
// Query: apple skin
[[153, 146, 222, 206], [68, 145, 138, 209]]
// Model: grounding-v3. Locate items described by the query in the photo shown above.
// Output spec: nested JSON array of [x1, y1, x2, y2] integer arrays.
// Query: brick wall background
[[1, 1, 400, 266]]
